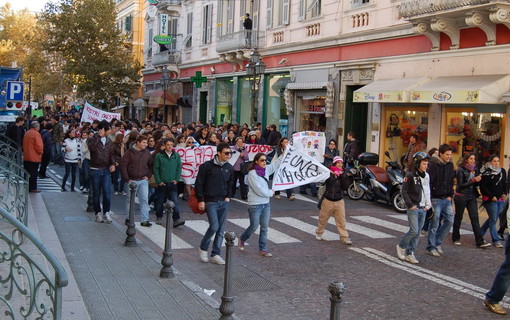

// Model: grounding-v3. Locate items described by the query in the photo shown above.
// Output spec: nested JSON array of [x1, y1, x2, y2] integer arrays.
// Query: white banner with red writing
[[80, 102, 121, 123], [175, 144, 273, 184], [272, 146, 330, 191], [292, 131, 326, 164]]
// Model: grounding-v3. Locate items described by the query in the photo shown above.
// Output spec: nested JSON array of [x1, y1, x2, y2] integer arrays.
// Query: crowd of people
[[4, 110, 510, 316]]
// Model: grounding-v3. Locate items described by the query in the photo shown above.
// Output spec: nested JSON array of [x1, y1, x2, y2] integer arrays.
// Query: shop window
[[383, 108, 428, 164], [298, 95, 326, 132], [265, 74, 290, 137], [216, 79, 233, 125], [445, 111, 504, 166]]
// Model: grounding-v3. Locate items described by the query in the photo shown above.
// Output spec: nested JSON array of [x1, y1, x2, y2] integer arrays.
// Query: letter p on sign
[[7, 81, 24, 101]]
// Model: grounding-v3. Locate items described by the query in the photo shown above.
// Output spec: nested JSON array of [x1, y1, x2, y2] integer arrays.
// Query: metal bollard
[[86, 179, 94, 212], [329, 281, 345, 320], [219, 231, 236, 320], [160, 200, 175, 278], [124, 183, 137, 247]]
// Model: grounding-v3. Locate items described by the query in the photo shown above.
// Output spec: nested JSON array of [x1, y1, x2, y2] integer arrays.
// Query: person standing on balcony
[[244, 13, 253, 47]]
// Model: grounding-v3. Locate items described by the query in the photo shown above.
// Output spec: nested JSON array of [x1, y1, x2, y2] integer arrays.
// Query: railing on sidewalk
[[0, 155, 29, 226], [0, 140, 21, 164], [0, 206, 68, 319]]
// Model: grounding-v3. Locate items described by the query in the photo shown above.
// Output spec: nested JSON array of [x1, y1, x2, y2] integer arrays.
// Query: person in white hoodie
[[238, 151, 283, 257], [61, 129, 81, 192]]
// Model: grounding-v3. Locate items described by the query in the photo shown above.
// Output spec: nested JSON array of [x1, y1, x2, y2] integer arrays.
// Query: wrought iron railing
[[0, 206, 68, 319], [399, 0, 491, 18], [0, 140, 22, 164], [0, 155, 29, 226], [216, 30, 265, 53]]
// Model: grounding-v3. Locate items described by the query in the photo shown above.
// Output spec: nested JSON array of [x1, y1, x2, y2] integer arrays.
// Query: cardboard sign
[[292, 131, 326, 163], [272, 146, 330, 191], [80, 102, 121, 123]]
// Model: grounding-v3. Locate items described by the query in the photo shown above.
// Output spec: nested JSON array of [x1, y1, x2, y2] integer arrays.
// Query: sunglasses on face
[[259, 159, 267, 162], [223, 151, 232, 155]]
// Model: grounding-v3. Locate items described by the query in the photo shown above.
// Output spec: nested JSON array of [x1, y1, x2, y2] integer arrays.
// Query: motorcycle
[[348, 152, 406, 213]]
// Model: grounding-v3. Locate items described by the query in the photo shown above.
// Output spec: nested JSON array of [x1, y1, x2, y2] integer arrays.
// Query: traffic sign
[[6, 81, 24, 101]]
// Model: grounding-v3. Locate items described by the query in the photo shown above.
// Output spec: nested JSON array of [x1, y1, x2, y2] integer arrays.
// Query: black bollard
[[86, 179, 94, 212], [160, 200, 175, 278], [124, 183, 137, 247], [219, 231, 236, 320], [329, 281, 345, 320]]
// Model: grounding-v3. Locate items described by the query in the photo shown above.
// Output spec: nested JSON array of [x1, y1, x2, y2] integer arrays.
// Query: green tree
[[0, 4, 38, 67], [43, 0, 141, 106]]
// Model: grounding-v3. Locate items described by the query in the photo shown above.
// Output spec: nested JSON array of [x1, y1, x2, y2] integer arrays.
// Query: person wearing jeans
[[153, 138, 184, 227], [196, 142, 234, 265], [426, 144, 455, 256], [239, 152, 282, 256], [481, 155, 507, 247], [61, 129, 81, 192], [397, 152, 431, 264], [484, 236, 510, 315]]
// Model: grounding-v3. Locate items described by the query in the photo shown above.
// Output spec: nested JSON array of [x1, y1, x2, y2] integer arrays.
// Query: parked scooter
[[348, 152, 406, 213]]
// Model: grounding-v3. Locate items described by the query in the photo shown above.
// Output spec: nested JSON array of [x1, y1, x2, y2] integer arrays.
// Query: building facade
[[142, 0, 510, 167]]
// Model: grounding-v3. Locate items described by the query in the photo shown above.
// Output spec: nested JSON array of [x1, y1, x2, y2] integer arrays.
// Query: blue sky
[[0, 0, 48, 13]]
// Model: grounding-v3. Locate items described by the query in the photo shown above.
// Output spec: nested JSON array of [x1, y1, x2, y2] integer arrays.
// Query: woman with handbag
[[315, 156, 351, 244], [481, 155, 507, 248], [452, 153, 491, 248], [238, 152, 283, 257]]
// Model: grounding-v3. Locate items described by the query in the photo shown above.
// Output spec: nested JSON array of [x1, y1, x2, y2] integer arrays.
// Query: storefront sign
[[80, 103, 121, 123], [148, 0, 159, 5], [160, 14, 168, 35], [308, 105, 325, 112], [353, 91, 404, 102], [292, 131, 326, 163], [273, 146, 330, 191], [153, 35, 173, 45], [411, 90, 480, 103]]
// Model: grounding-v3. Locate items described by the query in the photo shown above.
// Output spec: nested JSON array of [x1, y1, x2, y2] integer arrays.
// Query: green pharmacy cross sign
[[191, 71, 207, 88]]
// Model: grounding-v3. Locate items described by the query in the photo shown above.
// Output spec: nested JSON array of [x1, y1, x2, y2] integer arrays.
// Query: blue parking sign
[[6, 81, 24, 101]]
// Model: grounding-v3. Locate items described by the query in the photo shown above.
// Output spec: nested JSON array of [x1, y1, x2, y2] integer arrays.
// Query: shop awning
[[133, 98, 147, 108], [147, 83, 182, 108], [501, 92, 510, 103], [286, 82, 328, 90], [353, 78, 430, 103], [410, 75, 510, 104]]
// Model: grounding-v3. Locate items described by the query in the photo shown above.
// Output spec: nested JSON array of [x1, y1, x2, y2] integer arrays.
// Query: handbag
[[240, 161, 252, 175], [148, 175, 159, 188], [426, 207, 434, 220], [188, 188, 206, 215]]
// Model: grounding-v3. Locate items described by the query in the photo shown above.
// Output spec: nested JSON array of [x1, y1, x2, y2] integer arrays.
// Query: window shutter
[[207, 4, 213, 43], [283, 0, 290, 25], [267, 0, 273, 29], [125, 15, 132, 32], [227, 0, 235, 34], [298, 0, 304, 21]]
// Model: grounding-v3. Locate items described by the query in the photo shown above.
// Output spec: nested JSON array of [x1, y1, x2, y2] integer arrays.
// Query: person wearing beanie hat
[[247, 131, 258, 144], [316, 155, 351, 244]]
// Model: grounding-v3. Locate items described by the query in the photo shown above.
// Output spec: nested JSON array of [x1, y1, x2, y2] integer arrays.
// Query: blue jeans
[[486, 237, 510, 304], [79, 159, 90, 189], [427, 198, 454, 251], [481, 201, 505, 243], [125, 180, 149, 222], [399, 208, 426, 255], [111, 166, 125, 193], [62, 162, 77, 190], [155, 183, 180, 220], [241, 203, 271, 251], [200, 201, 229, 257], [90, 169, 112, 214]]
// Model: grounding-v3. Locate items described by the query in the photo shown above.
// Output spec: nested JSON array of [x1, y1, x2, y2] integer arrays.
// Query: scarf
[[254, 164, 266, 177], [213, 155, 227, 167], [417, 170, 426, 178], [482, 163, 502, 175], [330, 165, 343, 177], [463, 163, 476, 172]]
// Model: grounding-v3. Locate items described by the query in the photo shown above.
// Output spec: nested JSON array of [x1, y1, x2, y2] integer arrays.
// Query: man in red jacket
[[23, 121, 44, 192]]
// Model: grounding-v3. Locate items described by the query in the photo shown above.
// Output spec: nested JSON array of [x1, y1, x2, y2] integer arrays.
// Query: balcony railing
[[216, 30, 265, 53], [152, 50, 180, 66], [156, 0, 181, 12], [399, 0, 491, 18]]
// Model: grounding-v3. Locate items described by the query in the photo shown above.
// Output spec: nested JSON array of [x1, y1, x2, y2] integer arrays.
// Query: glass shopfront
[[216, 78, 233, 125], [444, 106, 505, 166], [238, 77, 253, 126], [383, 106, 429, 163], [265, 74, 290, 137], [297, 91, 327, 132]]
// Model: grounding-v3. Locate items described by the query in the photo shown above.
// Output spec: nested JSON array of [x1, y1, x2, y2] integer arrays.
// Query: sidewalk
[[32, 191, 221, 320]]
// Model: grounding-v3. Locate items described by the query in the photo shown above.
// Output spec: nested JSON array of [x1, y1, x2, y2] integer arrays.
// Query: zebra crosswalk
[[126, 213, 477, 251]]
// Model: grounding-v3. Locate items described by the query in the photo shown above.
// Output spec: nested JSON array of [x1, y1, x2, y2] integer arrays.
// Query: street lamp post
[[160, 66, 171, 123], [245, 50, 266, 127]]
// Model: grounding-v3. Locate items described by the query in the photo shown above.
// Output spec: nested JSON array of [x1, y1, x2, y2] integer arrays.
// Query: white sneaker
[[436, 246, 444, 255], [396, 245, 406, 260], [95, 213, 104, 223], [114, 191, 119, 195], [199, 249, 209, 263], [427, 249, 441, 257], [211, 255, 225, 265], [405, 253, 419, 264], [103, 212, 112, 223], [315, 234, 322, 241]]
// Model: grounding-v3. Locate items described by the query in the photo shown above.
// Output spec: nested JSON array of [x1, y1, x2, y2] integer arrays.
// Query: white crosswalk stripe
[[310, 216, 395, 239], [387, 214, 473, 235], [272, 217, 339, 241], [352, 216, 411, 233], [228, 218, 301, 244], [133, 222, 193, 249]]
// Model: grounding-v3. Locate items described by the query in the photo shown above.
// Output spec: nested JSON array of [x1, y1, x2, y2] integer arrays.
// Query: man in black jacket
[[5, 116, 25, 149], [196, 142, 234, 265], [426, 144, 455, 257], [267, 124, 281, 147]]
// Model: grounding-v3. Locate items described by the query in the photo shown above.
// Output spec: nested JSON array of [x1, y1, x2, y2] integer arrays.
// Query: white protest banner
[[243, 144, 273, 160], [272, 146, 330, 191], [175, 146, 217, 184], [80, 102, 121, 123], [227, 149, 241, 166], [292, 131, 326, 163]]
